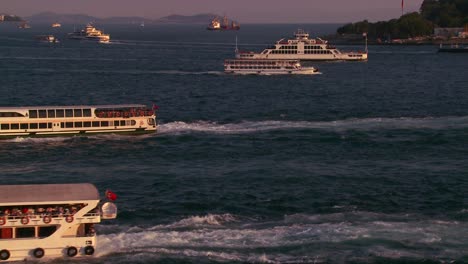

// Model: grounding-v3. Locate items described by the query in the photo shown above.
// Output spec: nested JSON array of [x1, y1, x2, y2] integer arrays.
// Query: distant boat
[[35, 35, 59, 43], [207, 15, 239, 31], [140, 21, 145, 27], [18, 21, 31, 29], [224, 59, 319, 75], [68, 23, 110, 43], [51, 22, 61, 28], [438, 43, 468, 53], [236, 29, 368, 61]]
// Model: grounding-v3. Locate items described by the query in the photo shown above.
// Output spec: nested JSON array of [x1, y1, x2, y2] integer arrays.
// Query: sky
[[2, 0, 425, 23]]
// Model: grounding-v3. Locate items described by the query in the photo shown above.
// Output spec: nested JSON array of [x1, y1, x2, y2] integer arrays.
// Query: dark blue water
[[1, 23, 468, 263]]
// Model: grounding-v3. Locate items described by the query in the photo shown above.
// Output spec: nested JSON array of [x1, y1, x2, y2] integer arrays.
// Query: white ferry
[[224, 59, 319, 75], [0, 104, 157, 139], [51, 22, 61, 28], [68, 23, 110, 43], [0, 183, 117, 262], [236, 29, 368, 61]]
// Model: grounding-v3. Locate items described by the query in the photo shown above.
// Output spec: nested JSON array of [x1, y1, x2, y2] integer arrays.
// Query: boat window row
[[304, 50, 333, 54], [226, 60, 280, 65], [227, 66, 284, 70], [304, 45, 324, 50], [60, 120, 136, 128], [95, 109, 153, 118], [1, 122, 52, 130], [0, 119, 138, 130], [0, 112, 25, 118], [279, 46, 298, 50], [0, 223, 95, 239], [1, 226, 57, 239], [271, 50, 298, 54], [29, 108, 92, 119]]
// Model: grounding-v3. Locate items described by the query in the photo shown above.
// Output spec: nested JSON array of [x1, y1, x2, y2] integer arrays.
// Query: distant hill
[[156, 13, 217, 24], [24, 12, 218, 25], [25, 12, 98, 24]]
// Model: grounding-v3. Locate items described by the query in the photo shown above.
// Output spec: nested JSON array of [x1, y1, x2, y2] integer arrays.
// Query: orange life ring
[[98, 112, 104, 118], [65, 215, 74, 223], [124, 112, 129, 118], [21, 216, 29, 225], [116, 112, 121, 117], [0, 216, 5, 226], [43, 215, 52, 224], [107, 112, 113, 118]]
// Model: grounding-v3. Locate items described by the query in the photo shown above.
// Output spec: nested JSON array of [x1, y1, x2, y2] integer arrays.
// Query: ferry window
[[39, 110, 47, 118], [75, 122, 83, 128], [1, 124, 9, 130], [39, 123, 47, 129], [20, 123, 28, 129], [65, 109, 73, 117], [29, 110, 38, 118], [11, 123, 19, 129], [47, 110, 55, 118], [74, 109, 82, 117], [30, 123, 38, 129], [0, 228, 13, 239], [16, 227, 35, 238], [65, 122, 73, 128], [60, 122, 64, 128], [148, 118, 155, 125], [92, 121, 100, 127], [48, 123, 52, 128], [83, 121, 91, 127], [101, 121, 109, 127], [114, 121, 119, 127], [39, 226, 57, 238], [120, 120, 126, 126], [83, 109, 92, 117], [56, 109, 64, 118]]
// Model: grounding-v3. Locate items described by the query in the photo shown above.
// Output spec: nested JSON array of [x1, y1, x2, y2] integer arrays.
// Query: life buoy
[[0, 249, 10, 261], [107, 112, 113, 118], [98, 112, 104, 118], [66, 246, 78, 257], [65, 215, 74, 223], [0, 216, 5, 226], [124, 112, 129, 118], [21, 216, 29, 225], [84, 246, 95, 255], [116, 112, 121, 117], [43, 215, 52, 224], [33, 248, 44, 258]]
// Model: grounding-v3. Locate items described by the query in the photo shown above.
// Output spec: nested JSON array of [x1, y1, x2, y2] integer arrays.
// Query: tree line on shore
[[337, 0, 468, 39]]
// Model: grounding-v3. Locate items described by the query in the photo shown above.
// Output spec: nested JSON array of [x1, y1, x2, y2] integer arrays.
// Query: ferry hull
[[0, 128, 156, 139]]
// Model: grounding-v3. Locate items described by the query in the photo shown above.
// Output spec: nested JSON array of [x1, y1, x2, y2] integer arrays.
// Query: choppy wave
[[96, 212, 468, 263], [158, 115, 468, 135]]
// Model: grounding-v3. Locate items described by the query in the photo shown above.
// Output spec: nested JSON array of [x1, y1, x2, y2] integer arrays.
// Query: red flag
[[105, 190, 117, 201], [152, 104, 159, 110]]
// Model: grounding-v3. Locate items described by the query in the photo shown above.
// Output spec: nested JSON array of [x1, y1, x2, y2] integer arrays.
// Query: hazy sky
[[2, 0, 424, 23]]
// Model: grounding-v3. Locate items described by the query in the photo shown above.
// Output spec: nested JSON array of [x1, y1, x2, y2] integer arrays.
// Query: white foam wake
[[158, 116, 468, 135], [95, 212, 468, 263]]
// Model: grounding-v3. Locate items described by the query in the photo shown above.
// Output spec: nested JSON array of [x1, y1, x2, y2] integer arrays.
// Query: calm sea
[[0, 23, 467, 263]]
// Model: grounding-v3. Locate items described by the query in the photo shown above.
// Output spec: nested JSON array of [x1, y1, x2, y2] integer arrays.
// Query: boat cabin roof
[[0, 104, 147, 111], [0, 183, 100, 205]]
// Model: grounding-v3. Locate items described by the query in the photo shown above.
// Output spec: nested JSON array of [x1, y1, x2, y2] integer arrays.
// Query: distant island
[[334, 0, 468, 44], [19, 12, 218, 25]]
